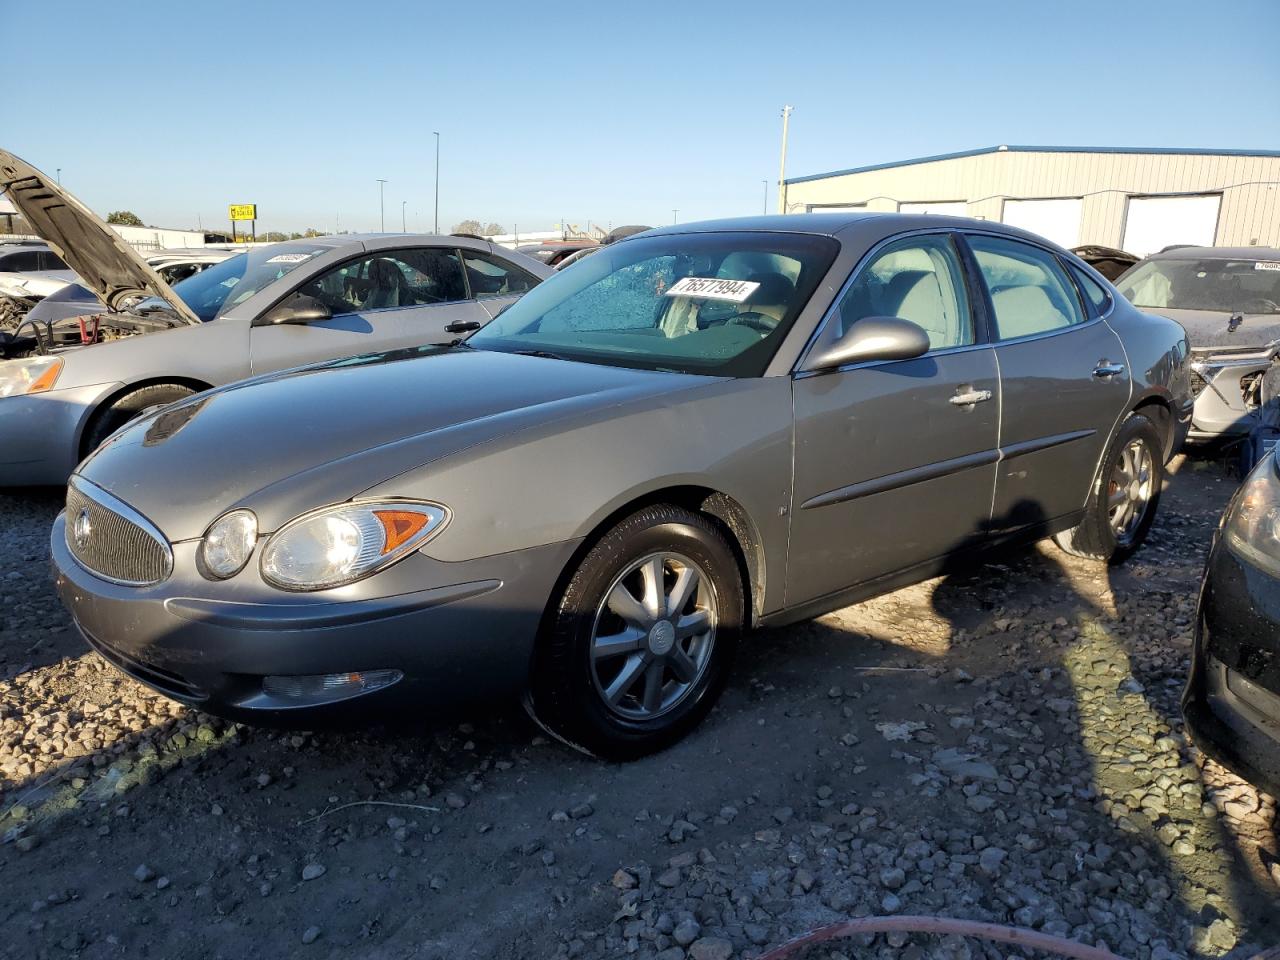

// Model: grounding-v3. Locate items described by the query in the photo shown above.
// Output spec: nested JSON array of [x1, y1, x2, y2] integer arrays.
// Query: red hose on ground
[[755, 915, 1125, 960]]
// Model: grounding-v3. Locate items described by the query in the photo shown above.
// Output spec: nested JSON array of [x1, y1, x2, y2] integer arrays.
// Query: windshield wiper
[[511, 348, 571, 361]]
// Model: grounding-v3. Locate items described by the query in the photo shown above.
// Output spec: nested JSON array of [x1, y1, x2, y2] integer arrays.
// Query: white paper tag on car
[[266, 253, 313, 264], [1255, 262, 1280, 271], [665, 277, 761, 302]]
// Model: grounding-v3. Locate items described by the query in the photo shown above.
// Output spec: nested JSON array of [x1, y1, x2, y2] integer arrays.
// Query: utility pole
[[777, 105, 793, 215], [433, 132, 441, 233], [762, 179, 768, 215], [672, 209, 678, 224], [56, 168, 61, 185], [401, 201, 407, 232], [376, 179, 387, 231]]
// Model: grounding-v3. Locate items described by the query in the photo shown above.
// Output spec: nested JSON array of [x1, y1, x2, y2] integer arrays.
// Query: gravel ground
[[1, 455, 1277, 959]]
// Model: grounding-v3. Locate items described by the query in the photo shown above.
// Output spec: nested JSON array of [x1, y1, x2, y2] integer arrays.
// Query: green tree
[[483, 222, 505, 237], [452, 219, 483, 236], [106, 210, 143, 226]]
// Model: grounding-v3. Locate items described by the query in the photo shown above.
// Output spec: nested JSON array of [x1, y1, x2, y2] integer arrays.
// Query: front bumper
[[0, 380, 121, 486], [1184, 535, 1280, 797], [1187, 356, 1269, 440], [52, 511, 580, 725]]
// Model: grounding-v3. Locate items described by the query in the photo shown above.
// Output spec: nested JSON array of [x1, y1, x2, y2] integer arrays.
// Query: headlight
[[0, 357, 63, 398], [260, 501, 448, 591], [199, 510, 258, 579], [1223, 456, 1280, 574]]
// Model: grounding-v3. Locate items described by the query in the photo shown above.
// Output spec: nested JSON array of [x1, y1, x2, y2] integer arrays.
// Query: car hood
[[77, 346, 711, 541], [1157, 307, 1280, 352], [0, 148, 199, 325]]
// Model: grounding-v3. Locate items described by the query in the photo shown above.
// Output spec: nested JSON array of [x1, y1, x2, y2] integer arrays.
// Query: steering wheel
[[727, 312, 777, 334], [1240, 298, 1280, 314]]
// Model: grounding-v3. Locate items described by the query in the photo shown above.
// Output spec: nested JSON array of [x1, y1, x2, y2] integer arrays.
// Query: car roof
[[1144, 245, 1280, 261], [639, 212, 1072, 250]]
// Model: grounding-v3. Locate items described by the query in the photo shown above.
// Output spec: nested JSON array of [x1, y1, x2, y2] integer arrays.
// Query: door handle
[[445, 320, 482, 334], [949, 388, 992, 406], [1093, 361, 1126, 379]]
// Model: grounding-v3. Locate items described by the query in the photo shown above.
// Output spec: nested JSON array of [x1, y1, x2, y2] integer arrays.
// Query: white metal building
[[782, 146, 1280, 256]]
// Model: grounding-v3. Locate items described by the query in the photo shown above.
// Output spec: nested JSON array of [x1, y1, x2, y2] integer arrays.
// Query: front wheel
[[526, 504, 743, 760], [1054, 413, 1164, 564]]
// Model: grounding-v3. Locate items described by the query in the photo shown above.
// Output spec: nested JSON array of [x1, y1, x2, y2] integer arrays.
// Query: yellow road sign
[[228, 203, 257, 221]]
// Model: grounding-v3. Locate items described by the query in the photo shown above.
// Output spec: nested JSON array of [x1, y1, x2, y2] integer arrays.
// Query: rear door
[[962, 233, 1131, 534], [460, 248, 542, 319], [248, 247, 488, 373], [786, 232, 1000, 607]]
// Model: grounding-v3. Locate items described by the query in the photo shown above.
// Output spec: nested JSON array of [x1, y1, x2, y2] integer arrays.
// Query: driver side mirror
[[804, 316, 930, 372], [255, 294, 332, 326]]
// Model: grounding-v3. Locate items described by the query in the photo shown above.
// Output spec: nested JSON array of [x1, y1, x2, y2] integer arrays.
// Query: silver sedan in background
[[53, 213, 1191, 758], [0, 149, 551, 485]]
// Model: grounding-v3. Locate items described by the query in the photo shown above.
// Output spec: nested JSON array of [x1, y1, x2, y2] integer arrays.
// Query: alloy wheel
[[1107, 438, 1154, 544], [589, 552, 718, 721]]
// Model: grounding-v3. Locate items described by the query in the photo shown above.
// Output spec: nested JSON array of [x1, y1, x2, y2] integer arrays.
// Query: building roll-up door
[[1001, 198, 1083, 248], [1123, 194, 1221, 258], [898, 201, 967, 216]]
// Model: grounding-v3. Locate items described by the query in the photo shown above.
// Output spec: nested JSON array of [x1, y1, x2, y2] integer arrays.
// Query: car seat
[[362, 258, 412, 309]]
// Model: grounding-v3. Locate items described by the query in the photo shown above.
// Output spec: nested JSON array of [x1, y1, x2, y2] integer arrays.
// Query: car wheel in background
[[81, 383, 198, 457], [526, 504, 743, 760], [1054, 413, 1164, 564]]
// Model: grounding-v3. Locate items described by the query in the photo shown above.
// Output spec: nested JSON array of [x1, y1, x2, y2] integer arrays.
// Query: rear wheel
[[526, 504, 743, 760], [1054, 413, 1163, 564], [81, 383, 197, 457]]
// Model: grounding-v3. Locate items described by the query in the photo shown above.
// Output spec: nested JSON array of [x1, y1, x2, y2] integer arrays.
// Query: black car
[[1184, 451, 1280, 796]]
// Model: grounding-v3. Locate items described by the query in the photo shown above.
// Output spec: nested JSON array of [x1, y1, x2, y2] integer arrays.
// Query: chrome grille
[[65, 478, 172, 586]]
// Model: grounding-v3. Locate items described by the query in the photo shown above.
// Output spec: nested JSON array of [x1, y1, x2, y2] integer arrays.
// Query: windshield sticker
[[266, 253, 313, 264], [1255, 262, 1280, 272], [664, 277, 761, 302]]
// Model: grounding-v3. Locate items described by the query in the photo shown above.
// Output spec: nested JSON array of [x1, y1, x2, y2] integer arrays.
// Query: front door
[[248, 247, 489, 374], [963, 233, 1132, 532], [786, 233, 1001, 608]]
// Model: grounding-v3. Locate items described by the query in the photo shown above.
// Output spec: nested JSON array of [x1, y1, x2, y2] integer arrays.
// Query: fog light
[[262, 669, 401, 701]]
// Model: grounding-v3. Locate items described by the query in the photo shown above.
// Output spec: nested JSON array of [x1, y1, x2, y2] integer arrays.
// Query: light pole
[[762, 179, 768, 215], [777, 105, 793, 214], [376, 179, 387, 231], [56, 167, 61, 185], [672, 209, 678, 224], [432, 132, 440, 234], [401, 201, 407, 232]]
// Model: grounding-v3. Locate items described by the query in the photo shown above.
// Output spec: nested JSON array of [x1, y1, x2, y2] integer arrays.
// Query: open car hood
[[0, 149, 200, 325]]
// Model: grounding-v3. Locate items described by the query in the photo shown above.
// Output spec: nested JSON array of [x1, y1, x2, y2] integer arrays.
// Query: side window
[[41, 251, 69, 270], [968, 235, 1086, 340], [1071, 265, 1112, 316], [4, 250, 43, 272], [300, 248, 465, 315], [832, 234, 973, 351], [461, 250, 538, 299]]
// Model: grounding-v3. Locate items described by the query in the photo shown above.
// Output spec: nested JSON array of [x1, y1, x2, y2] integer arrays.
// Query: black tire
[[526, 504, 743, 760], [1054, 413, 1164, 564], [81, 383, 197, 456]]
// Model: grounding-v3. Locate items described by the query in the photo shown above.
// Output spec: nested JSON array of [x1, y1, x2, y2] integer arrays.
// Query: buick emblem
[[73, 508, 93, 550]]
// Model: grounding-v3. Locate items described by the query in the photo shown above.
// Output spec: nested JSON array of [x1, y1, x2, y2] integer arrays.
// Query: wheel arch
[[77, 376, 215, 459], [1130, 390, 1176, 460], [549, 484, 767, 631]]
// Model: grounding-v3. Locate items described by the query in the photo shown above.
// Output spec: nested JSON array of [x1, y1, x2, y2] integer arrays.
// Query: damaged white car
[[1117, 246, 1280, 441], [0, 149, 550, 485]]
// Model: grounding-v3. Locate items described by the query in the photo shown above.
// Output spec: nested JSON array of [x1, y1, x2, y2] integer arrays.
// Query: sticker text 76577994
[[664, 276, 761, 303]]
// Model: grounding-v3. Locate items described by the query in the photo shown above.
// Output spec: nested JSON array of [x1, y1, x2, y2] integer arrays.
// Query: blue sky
[[4, 0, 1278, 234]]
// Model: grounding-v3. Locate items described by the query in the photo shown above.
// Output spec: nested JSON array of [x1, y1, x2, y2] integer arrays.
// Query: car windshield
[[468, 232, 838, 376], [1117, 257, 1280, 314], [133, 243, 331, 322]]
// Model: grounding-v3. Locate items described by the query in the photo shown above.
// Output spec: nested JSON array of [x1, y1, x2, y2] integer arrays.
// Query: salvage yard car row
[[1, 149, 1279, 795]]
